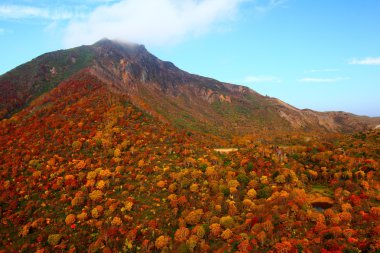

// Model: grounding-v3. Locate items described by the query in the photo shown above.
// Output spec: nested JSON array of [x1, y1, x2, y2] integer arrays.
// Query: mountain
[[1, 39, 380, 252], [1, 39, 379, 136]]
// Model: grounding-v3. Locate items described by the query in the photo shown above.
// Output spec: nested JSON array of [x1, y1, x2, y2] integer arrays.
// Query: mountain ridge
[[1, 39, 379, 136]]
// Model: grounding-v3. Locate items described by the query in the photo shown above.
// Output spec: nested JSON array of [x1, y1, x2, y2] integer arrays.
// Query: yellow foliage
[[112, 127, 121, 134], [220, 216, 234, 229], [191, 170, 203, 179], [89, 190, 103, 202], [71, 196, 84, 207], [155, 235, 170, 249], [65, 174, 75, 182], [361, 181, 370, 190], [114, 148, 121, 158], [96, 180, 106, 190], [109, 203, 119, 213], [229, 187, 238, 195], [228, 202, 238, 216], [72, 140, 82, 150], [189, 183, 199, 193], [209, 223, 222, 237], [275, 174, 286, 184], [247, 189, 257, 199], [47, 234, 62, 246], [221, 229, 233, 240], [227, 179, 240, 189], [186, 235, 198, 251], [65, 214, 76, 225], [47, 158, 56, 166], [32, 170, 42, 179], [257, 231, 266, 245], [167, 194, 177, 202], [19, 224, 31, 237], [98, 169, 112, 178], [185, 209, 204, 225], [85, 179, 96, 188], [339, 211, 352, 223], [168, 183, 177, 193], [330, 215, 341, 226], [77, 212, 88, 222], [3, 180, 10, 190], [342, 203, 352, 212], [174, 226, 190, 242], [156, 180, 166, 188], [243, 199, 254, 210], [205, 167, 218, 179], [111, 216, 122, 226], [138, 159, 145, 168], [192, 225, 205, 239], [87, 171, 97, 180], [260, 176, 268, 184], [124, 201, 134, 211], [91, 205, 104, 219]]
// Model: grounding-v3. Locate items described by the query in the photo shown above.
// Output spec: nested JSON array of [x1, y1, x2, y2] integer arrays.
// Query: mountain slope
[[1, 50, 380, 253], [1, 39, 379, 135], [0, 46, 95, 118], [0, 71, 207, 251]]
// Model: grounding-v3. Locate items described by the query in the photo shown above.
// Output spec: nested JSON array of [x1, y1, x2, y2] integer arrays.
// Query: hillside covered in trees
[[0, 71, 379, 252]]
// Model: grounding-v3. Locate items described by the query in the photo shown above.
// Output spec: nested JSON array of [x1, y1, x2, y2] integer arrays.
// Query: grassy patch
[[310, 184, 333, 197]]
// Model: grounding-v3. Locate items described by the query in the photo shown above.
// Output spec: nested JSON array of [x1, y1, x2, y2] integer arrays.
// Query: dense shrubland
[[0, 72, 379, 252]]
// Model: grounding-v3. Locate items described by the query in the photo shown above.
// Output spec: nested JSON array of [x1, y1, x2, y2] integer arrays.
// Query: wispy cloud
[[0, 5, 46, 19], [0, 4, 87, 20], [349, 57, 380, 65], [1, 0, 285, 47], [83, 0, 119, 3], [244, 75, 282, 83], [64, 0, 251, 47], [254, 0, 287, 13], [0, 28, 4, 34], [305, 68, 339, 73], [298, 77, 349, 83]]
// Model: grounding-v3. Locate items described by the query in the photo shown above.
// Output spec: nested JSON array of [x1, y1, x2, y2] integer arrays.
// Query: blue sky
[[1, 0, 379, 116]]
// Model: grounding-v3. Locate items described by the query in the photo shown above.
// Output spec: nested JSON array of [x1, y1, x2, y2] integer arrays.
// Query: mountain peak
[[94, 38, 140, 47], [92, 38, 147, 56]]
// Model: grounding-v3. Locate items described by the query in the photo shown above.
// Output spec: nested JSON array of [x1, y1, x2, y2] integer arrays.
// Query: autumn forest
[[0, 41, 379, 253]]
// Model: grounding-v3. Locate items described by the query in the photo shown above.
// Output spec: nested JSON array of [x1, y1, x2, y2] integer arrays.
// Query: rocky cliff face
[[1, 39, 379, 135]]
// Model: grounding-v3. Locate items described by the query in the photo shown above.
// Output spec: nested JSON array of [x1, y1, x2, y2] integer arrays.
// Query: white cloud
[[0, 5, 47, 19], [305, 68, 339, 73], [63, 0, 248, 47], [349, 57, 380, 65], [0, 4, 87, 20], [244, 75, 282, 83], [298, 77, 348, 83], [0, 28, 4, 34]]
